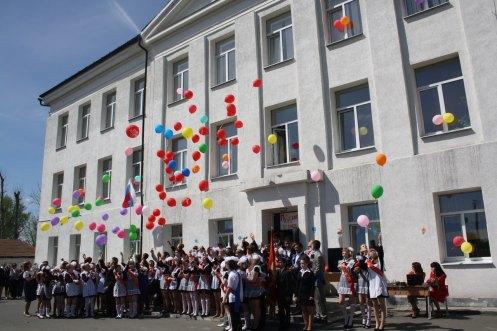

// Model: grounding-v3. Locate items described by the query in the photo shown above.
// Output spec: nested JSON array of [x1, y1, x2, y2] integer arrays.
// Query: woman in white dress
[[367, 249, 388, 331], [337, 247, 357, 329]]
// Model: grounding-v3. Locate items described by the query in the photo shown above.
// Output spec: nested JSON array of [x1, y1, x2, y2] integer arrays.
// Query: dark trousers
[[277, 296, 291, 328], [228, 303, 241, 331]]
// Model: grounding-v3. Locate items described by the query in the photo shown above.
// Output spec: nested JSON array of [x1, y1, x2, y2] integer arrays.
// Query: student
[[338, 247, 357, 329], [298, 255, 315, 331], [81, 263, 96, 318], [407, 262, 425, 318], [124, 260, 141, 318], [354, 245, 371, 328], [367, 249, 388, 331], [426, 262, 448, 317], [275, 256, 293, 329], [113, 265, 127, 319], [22, 261, 37, 316], [224, 258, 242, 331], [52, 273, 66, 318]]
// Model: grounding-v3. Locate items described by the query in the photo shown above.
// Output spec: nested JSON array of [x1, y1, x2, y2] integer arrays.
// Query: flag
[[267, 230, 275, 272], [122, 179, 136, 208]]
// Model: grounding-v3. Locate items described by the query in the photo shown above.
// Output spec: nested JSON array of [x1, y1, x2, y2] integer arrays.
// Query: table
[[387, 284, 433, 319]]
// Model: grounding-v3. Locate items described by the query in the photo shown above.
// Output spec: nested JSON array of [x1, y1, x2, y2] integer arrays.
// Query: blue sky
[[0, 0, 166, 210]]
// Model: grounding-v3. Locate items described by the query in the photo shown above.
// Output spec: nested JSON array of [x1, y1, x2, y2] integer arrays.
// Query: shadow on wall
[[313, 144, 326, 163]]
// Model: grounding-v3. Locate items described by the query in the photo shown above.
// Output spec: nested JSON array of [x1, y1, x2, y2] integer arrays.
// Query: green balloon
[[199, 143, 208, 153], [102, 174, 111, 183], [84, 202, 92, 210], [371, 184, 384, 199], [129, 224, 138, 233], [129, 232, 138, 241], [200, 115, 208, 124], [71, 210, 80, 217], [95, 198, 103, 206]]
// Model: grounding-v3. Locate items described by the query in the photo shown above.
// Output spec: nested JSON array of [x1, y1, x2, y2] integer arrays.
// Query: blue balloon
[[164, 129, 174, 139], [169, 160, 177, 170], [182, 168, 190, 177], [155, 124, 164, 133]]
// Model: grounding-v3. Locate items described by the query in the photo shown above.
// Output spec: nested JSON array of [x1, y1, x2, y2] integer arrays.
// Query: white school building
[[36, 0, 497, 305]]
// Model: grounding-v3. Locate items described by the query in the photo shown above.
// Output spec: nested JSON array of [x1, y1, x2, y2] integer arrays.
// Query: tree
[[23, 184, 41, 245]]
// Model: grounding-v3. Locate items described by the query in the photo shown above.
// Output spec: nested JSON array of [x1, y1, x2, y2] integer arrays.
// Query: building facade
[[36, 0, 497, 304]]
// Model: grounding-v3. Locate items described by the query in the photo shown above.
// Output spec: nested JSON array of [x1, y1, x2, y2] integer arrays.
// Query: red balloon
[[252, 144, 261, 154], [453, 235, 465, 247], [148, 215, 156, 223], [165, 151, 175, 161], [292, 142, 299, 150], [183, 89, 194, 99], [333, 19, 344, 32], [174, 122, 182, 131], [153, 208, 161, 217], [188, 105, 197, 114], [217, 128, 226, 139], [191, 134, 200, 143], [157, 217, 166, 226], [165, 167, 173, 174], [158, 191, 167, 200], [168, 175, 175, 182], [224, 94, 235, 103], [324, 265, 329, 272], [146, 221, 154, 230], [231, 137, 239, 146], [252, 78, 262, 88], [155, 184, 164, 192], [199, 126, 209, 136], [156, 150, 165, 158], [126, 124, 140, 138], [181, 197, 192, 207], [167, 198, 176, 207], [234, 120, 244, 129], [192, 151, 201, 161], [218, 138, 227, 146], [199, 179, 209, 192], [226, 104, 237, 117], [175, 173, 184, 182]]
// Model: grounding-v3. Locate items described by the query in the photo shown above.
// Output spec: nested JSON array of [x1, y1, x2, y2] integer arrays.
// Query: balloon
[[191, 134, 200, 143], [97, 224, 106, 233], [95, 197, 104, 206], [252, 78, 262, 88], [134, 175, 141, 182], [376, 153, 387, 167], [165, 151, 175, 161], [181, 197, 192, 207], [155, 124, 164, 134], [175, 173, 184, 182], [60, 216, 69, 225], [189, 105, 197, 114], [371, 184, 384, 199], [135, 205, 143, 215], [222, 153, 229, 162], [152, 208, 161, 217], [174, 122, 182, 131], [200, 115, 208, 124], [89, 222, 97, 231], [156, 150, 165, 158], [148, 215, 156, 223], [226, 104, 236, 116], [357, 215, 370, 228], [84, 202, 92, 211], [79, 188, 85, 197], [224, 94, 235, 103], [167, 198, 176, 207], [52, 198, 61, 207], [333, 19, 344, 32], [182, 168, 191, 177], [217, 128, 226, 139], [117, 229, 126, 239], [71, 210, 80, 218], [101, 213, 109, 221], [48, 207, 56, 215], [310, 170, 321, 182], [112, 226, 120, 234], [159, 191, 167, 200], [50, 217, 60, 226], [142, 206, 151, 216], [220, 160, 229, 169], [460, 241, 473, 254], [199, 143, 208, 153], [120, 208, 128, 216], [231, 137, 239, 146], [452, 235, 465, 247], [183, 89, 193, 99], [155, 184, 164, 192], [340, 15, 350, 27], [252, 144, 261, 154], [102, 174, 111, 183], [199, 126, 209, 135], [40, 222, 50, 232], [95, 234, 107, 246], [129, 231, 138, 241], [182, 127, 194, 139], [126, 124, 140, 138], [218, 138, 227, 146], [199, 180, 209, 192], [432, 114, 443, 126], [71, 190, 80, 200], [443, 112, 455, 124], [74, 220, 84, 231], [359, 127, 368, 136], [169, 160, 177, 170], [202, 198, 213, 209], [415, 0, 425, 5], [176, 87, 183, 95], [192, 165, 200, 173], [267, 134, 277, 145], [146, 222, 154, 230], [234, 120, 244, 129], [164, 129, 174, 139], [129, 224, 138, 233], [158, 217, 166, 226]]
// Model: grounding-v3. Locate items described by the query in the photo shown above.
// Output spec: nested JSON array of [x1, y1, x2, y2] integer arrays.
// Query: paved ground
[[1, 299, 497, 331]]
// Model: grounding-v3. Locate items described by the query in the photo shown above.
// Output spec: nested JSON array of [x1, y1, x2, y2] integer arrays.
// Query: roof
[[0, 239, 35, 258], [38, 34, 141, 100]]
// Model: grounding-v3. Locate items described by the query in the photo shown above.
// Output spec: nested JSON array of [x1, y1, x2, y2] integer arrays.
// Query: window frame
[[217, 219, 234, 247], [74, 165, 86, 206], [48, 236, 58, 267], [404, 0, 450, 17], [216, 122, 238, 177], [102, 91, 116, 130], [172, 58, 189, 102], [57, 114, 68, 149], [171, 224, 183, 248], [93, 231, 107, 261], [132, 78, 145, 118], [167, 138, 187, 187], [70, 234, 81, 261], [266, 12, 294, 66], [269, 105, 300, 166], [215, 36, 236, 85], [52, 172, 64, 207], [131, 149, 142, 194], [78, 103, 91, 141], [347, 203, 381, 252], [326, 0, 363, 44], [101, 158, 112, 201]]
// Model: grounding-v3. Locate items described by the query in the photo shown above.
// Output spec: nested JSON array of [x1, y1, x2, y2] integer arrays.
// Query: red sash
[[341, 261, 356, 296], [367, 260, 384, 278]]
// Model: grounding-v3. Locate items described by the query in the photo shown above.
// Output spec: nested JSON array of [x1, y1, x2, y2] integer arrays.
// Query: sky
[[0, 0, 167, 211]]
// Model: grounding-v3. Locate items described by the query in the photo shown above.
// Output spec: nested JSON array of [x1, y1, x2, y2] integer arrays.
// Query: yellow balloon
[[74, 220, 84, 231], [67, 205, 73, 213], [460, 241, 473, 254], [443, 112, 455, 124], [40, 222, 50, 232], [268, 134, 277, 145], [182, 127, 194, 139], [48, 207, 56, 215], [202, 198, 213, 210], [359, 127, 368, 136], [60, 216, 69, 225]]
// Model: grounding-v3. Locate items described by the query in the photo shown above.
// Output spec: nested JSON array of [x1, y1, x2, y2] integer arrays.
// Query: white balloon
[[142, 205, 151, 216], [176, 88, 183, 95]]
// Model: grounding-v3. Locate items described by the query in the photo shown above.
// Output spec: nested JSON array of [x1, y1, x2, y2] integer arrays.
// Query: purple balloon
[[415, 0, 424, 5], [95, 234, 107, 246], [112, 226, 120, 234], [50, 217, 60, 226], [120, 208, 128, 216], [101, 213, 109, 221], [72, 190, 80, 200]]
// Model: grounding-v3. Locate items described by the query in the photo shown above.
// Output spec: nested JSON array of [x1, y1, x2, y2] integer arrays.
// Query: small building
[[0, 239, 35, 266]]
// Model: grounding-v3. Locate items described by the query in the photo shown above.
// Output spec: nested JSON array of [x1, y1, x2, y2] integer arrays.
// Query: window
[[78, 104, 91, 141], [93, 232, 107, 261], [69, 234, 81, 261], [217, 219, 234, 247], [405, 0, 449, 16], [267, 12, 294, 65], [327, 0, 363, 43], [57, 114, 68, 149], [336, 84, 375, 151], [124, 229, 140, 258], [217, 122, 238, 176], [439, 190, 490, 260], [131, 149, 142, 193], [173, 58, 189, 101], [102, 91, 116, 130], [171, 224, 183, 249], [415, 57, 470, 135], [48, 236, 58, 267], [270, 105, 299, 165], [132, 78, 145, 118], [167, 138, 187, 186], [215, 37, 236, 84], [348, 203, 382, 252], [100, 158, 112, 200], [74, 165, 86, 205], [52, 172, 64, 204]]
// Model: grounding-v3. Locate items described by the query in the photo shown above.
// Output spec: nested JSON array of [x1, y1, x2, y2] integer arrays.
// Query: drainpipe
[[138, 37, 148, 256], [38, 97, 50, 107]]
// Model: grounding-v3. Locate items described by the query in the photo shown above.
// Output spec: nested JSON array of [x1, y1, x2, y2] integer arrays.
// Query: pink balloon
[[97, 223, 106, 233], [135, 204, 143, 215], [88, 222, 97, 231], [52, 198, 61, 207], [124, 147, 134, 156], [357, 215, 370, 228], [432, 114, 443, 126], [310, 170, 321, 182], [117, 229, 126, 239]]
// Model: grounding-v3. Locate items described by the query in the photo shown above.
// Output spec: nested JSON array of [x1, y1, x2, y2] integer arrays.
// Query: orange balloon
[[222, 153, 229, 162], [192, 165, 200, 174], [340, 15, 350, 27], [376, 153, 387, 166]]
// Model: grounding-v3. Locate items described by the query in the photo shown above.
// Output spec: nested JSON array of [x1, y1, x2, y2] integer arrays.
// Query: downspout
[[38, 97, 50, 108], [138, 36, 148, 256]]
